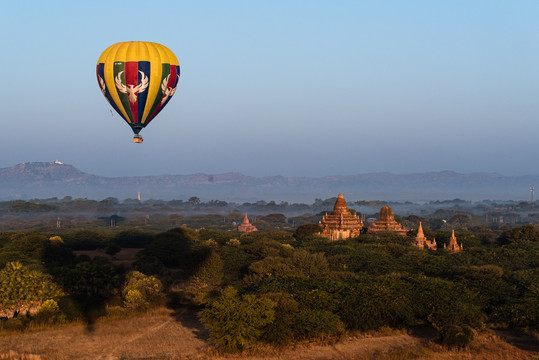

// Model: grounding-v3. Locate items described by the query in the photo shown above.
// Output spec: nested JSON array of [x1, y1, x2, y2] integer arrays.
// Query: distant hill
[[0, 161, 536, 202]]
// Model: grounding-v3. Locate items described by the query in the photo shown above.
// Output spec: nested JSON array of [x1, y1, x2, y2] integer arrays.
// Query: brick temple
[[415, 222, 437, 250], [238, 213, 258, 233], [319, 194, 363, 240], [444, 230, 463, 252], [367, 206, 408, 236]]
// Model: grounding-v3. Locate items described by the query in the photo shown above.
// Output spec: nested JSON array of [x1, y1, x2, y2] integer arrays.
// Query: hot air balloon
[[96, 41, 180, 143]]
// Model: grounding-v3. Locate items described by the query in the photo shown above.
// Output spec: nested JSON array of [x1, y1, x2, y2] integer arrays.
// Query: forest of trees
[[0, 222, 537, 353]]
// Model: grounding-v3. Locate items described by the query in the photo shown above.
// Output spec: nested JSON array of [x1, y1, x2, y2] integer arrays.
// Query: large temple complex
[[366, 206, 408, 236], [319, 194, 363, 240], [318, 194, 464, 252]]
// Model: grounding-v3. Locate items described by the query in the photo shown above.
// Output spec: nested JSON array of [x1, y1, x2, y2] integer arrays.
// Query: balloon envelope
[[96, 41, 180, 141]]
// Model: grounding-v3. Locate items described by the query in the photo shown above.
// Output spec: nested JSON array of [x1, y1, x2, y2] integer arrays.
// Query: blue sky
[[1, 1, 538, 177]]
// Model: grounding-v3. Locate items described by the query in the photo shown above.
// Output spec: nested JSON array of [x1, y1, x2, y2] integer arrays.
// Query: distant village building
[[367, 206, 408, 236], [444, 230, 463, 252], [238, 213, 258, 233], [319, 194, 363, 240], [414, 222, 437, 250]]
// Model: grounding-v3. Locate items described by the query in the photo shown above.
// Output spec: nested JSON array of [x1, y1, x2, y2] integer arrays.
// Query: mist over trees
[[0, 191, 537, 354]]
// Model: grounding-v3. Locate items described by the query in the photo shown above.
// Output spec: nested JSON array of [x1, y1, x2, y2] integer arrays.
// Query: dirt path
[[0, 310, 537, 360], [0, 310, 209, 360]]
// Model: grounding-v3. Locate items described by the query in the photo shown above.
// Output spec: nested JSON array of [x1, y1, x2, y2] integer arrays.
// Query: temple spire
[[319, 194, 363, 241], [238, 213, 257, 233], [446, 230, 462, 252]]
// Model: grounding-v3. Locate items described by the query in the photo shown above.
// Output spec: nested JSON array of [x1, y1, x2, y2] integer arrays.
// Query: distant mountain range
[[0, 161, 536, 202]]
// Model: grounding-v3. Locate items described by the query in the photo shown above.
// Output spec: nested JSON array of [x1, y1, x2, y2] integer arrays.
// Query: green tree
[[407, 275, 485, 348], [105, 243, 122, 257], [261, 292, 299, 345], [0, 262, 63, 317], [122, 271, 164, 309], [338, 277, 413, 331], [186, 250, 224, 303], [500, 225, 539, 244], [294, 223, 323, 241], [142, 228, 203, 273], [34, 299, 62, 324], [56, 260, 120, 298], [199, 286, 275, 353], [245, 250, 328, 286]]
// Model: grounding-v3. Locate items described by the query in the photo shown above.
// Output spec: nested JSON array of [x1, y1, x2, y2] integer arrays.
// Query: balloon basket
[[133, 135, 143, 143]]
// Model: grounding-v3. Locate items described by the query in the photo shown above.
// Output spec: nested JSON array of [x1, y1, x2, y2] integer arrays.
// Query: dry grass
[[0, 309, 208, 360], [0, 310, 537, 360], [0, 351, 42, 360]]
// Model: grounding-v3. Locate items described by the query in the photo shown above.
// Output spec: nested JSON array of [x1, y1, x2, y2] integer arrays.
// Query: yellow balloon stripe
[[98, 41, 179, 64], [103, 44, 131, 123]]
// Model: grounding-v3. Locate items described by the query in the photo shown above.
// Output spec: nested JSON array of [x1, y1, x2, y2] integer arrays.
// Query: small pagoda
[[367, 206, 408, 236], [415, 222, 437, 250], [319, 194, 363, 240], [238, 214, 258, 233], [444, 230, 463, 252]]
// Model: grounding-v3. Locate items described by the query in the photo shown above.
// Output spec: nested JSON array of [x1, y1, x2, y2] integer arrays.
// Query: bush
[[338, 278, 413, 331], [261, 293, 299, 345], [56, 294, 106, 322], [407, 276, 485, 336], [57, 296, 84, 321], [34, 299, 61, 324], [0, 262, 63, 316], [105, 243, 122, 257], [186, 251, 224, 304], [245, 250, 329, 286], [55, 261, 120, 298], [113, 230, 154, 248], [63, 230, 110, 250], [0, 317, 27, 331], [199, 286, 276, 353], [226, 238, 241, 247], [142, 228, 205, 276], [123, 289, 147, 310], [440, 324, 475, 349], [295, 309, 344, 339], [122, 271, 165, 309]]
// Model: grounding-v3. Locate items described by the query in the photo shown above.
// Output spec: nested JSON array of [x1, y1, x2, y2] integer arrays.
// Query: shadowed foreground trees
[[0, 224, 537, 353]]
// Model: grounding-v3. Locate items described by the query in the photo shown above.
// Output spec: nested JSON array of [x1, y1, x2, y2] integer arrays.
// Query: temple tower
[[319, 194, 363, 240], [367, 206, 408, 236], [238, 213, 258, 233], [415, 222, 437, 250], [444, 230, 463, 252]]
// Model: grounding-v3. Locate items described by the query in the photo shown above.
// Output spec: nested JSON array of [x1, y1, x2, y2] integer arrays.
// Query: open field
[[0, 309, 537, 360], [73, 248, 143, 267]]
